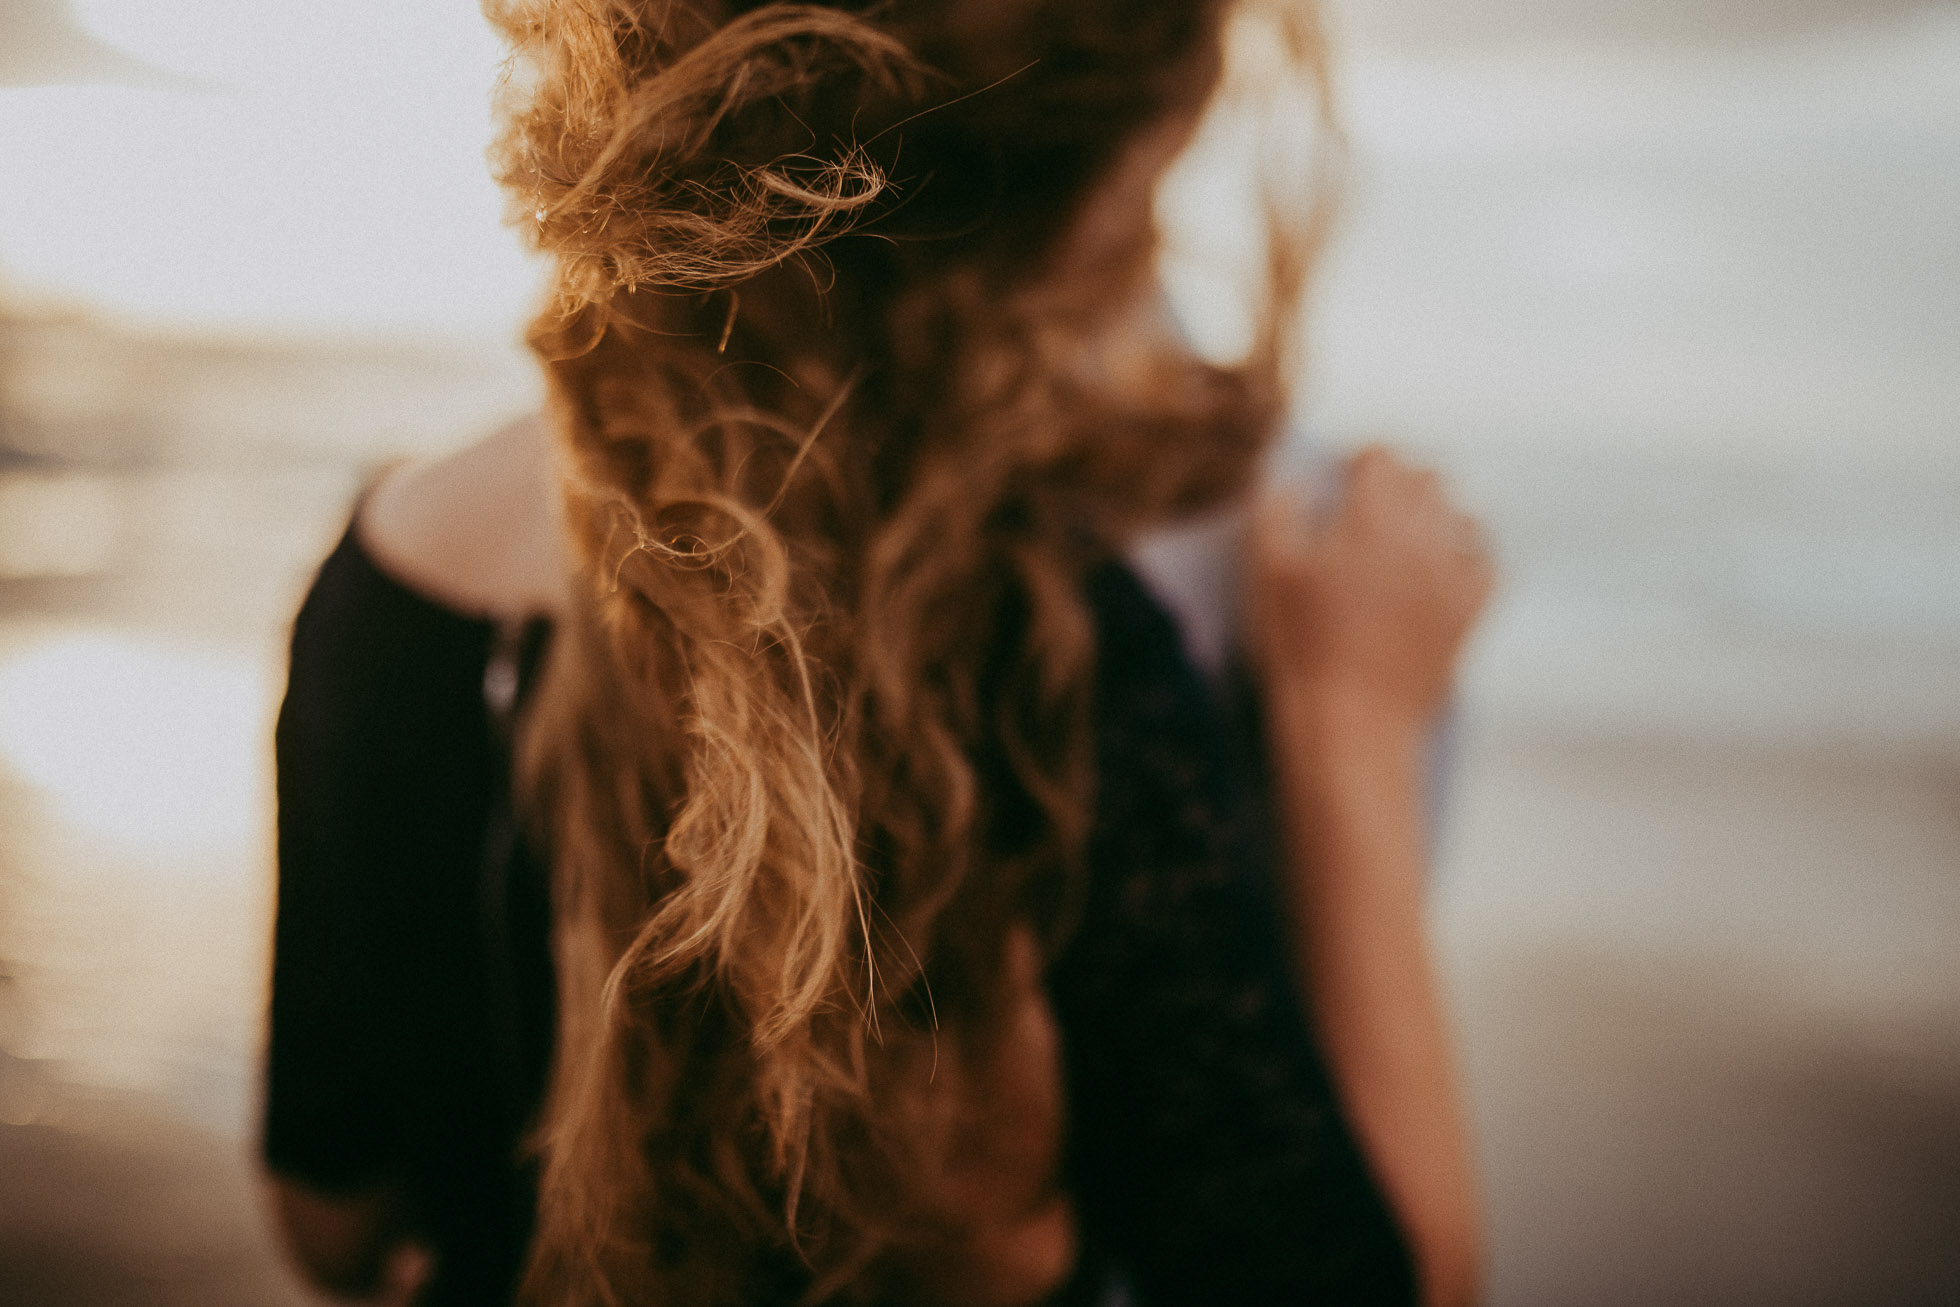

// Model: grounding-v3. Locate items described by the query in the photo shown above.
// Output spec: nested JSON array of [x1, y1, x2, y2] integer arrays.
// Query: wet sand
[[3, 711, 1954, 1304], [0, 1080, 309, 1307], [1439, 728, 1960, 1305]]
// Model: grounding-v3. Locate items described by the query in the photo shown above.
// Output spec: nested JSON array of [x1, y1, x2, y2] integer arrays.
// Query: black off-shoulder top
[[266, 521, 1415, 1306]]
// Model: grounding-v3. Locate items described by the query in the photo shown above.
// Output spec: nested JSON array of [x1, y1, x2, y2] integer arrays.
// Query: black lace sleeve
[[1050, 562, 1419, 1305], [265, 522, 551, 1304]]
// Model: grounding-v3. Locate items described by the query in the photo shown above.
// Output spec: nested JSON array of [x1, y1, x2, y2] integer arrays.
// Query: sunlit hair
[[485, 0, 1335, 1300]]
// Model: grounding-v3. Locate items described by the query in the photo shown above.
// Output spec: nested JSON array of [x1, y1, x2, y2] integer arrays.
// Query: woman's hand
[[265, 1175, 431, 1304], [1247, 445, 1493, 742]]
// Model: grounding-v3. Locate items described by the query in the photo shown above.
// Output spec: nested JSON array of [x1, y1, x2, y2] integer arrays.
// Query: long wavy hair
[[486, 1, 1335, 1301]]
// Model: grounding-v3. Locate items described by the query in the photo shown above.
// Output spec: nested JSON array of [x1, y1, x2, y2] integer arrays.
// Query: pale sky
[[0, 0, 543, 338]]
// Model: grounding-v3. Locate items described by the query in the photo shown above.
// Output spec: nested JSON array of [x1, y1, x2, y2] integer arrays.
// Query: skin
[[264, 1179, 428, 1304], [355, 415, 569, 622]]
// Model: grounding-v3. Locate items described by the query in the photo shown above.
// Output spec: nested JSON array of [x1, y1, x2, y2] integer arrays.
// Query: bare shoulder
[[357, 414, 569, 621]]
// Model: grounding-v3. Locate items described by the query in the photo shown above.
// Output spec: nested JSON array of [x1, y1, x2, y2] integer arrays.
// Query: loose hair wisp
[[486, 1, 1334, 1301]]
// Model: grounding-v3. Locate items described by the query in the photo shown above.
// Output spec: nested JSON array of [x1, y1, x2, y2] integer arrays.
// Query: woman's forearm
[[1244, 448, 1492, 1306], [1267, 688, 1482, 1307]]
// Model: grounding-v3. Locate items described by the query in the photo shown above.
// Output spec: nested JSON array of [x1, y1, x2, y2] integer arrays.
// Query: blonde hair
[[486, 1, 1333, 1300]]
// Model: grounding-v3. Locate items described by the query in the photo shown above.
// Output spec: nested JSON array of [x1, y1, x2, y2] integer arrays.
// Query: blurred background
[[0, 0, 1953, 1302]]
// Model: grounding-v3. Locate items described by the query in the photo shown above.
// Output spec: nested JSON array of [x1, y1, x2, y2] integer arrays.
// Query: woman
[[263, 1, 1491, 1304]]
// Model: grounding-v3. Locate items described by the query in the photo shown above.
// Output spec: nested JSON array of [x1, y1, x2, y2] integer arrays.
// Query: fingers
[[1338, 446, 1477, 543], [1346, 444, 1439, 510], [1263, 445, 1491, 577]]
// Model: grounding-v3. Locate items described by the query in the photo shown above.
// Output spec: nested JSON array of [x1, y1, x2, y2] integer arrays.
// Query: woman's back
[[267, 441, 1415, 1302]]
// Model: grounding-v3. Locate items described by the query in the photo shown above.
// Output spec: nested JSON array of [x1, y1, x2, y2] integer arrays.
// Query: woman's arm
[[1246, 447, 1492, 1307]]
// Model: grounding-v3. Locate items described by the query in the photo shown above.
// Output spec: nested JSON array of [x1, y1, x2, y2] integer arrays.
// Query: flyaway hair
[[484, 1, 1336, 1301]]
